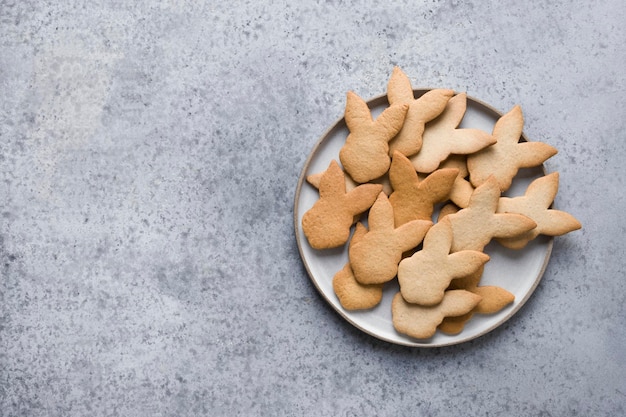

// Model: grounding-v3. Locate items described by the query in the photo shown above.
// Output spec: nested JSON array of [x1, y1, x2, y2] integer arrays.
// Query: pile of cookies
[[302, 67, 581, 340]]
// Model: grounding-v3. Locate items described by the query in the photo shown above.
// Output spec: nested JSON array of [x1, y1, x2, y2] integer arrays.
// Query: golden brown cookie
[[496, 172, 581, 249], [409, 93, 496, 173], [302, 160, 382, 249], [388, 150, 458, 226], [391, 290, 482, 339], [398, 218, 490, 306], [467, 105, 558, 192], [386, 67, 454, 157], [446, 176, 537, 252], [349, 192, 432, 285], [339, 91, 408, 183]]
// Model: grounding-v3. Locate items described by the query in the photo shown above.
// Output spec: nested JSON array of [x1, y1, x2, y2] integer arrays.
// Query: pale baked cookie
[[409, 93, 496, 173], [467, 105, 558, 192], [386, 67, 454, 157], [388, 151, 458, 226], [302, 160, 382, 249], [333, 223, 384, 310], [446, 176, 537, 252], [339, 91, 408, 183], [398, 218, 490, 306], [349, 192, 432, 285], [496, 172, 582, 249], [391, 290, 482, 339]]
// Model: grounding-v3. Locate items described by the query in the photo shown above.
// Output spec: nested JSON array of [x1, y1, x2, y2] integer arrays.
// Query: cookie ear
[[414, 89, 455, 121], [344, 91, 372, 132], [343, 183, 384, 217], [516, 142, 558, 168], [467, 176, 501, 214], [541, 210, 582, 236], [473, 286, 515, 314], [387, 66, 414, 103], [418, 168, 459, 203], [523, 172, 559, 208], [492, 213, 537, 238], [493, 105, 524, 145], [389, 151, 418, 193], [446, 251, 490, 278], [318, 160, 346, 199], [373, 103, 408, 140], [444, 93, 470, 128], [367, 192, 396, 231]]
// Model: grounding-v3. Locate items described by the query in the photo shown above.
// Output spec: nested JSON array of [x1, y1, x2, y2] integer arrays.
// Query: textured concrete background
[[1, 1, 624, 416]]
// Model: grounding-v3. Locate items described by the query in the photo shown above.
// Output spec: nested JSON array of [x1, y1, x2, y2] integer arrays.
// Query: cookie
[[302, 160, 382, 249], [446, 175, 537, 252], [496, 172, 582, 249], [386, 66, 454, 157], [339, 91, 409, 183], [398, 218, 490, 306], [409, 93, 496, 173], [333, 223, 384, 310], [349, 192, 432, 285], [388, 150, 458, 226], [467, 105, 558, 192], [391, 290, 482, 339]]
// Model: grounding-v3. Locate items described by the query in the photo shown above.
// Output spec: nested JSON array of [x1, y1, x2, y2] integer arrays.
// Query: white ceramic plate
[[294, 91, 553, 347]]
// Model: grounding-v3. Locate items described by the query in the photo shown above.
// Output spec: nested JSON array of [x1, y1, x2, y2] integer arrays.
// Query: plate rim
[[293, 90, 554, 347]]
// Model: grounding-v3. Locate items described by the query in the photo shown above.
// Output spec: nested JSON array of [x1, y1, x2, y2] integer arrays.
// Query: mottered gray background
[[1, 1, 624, 416]]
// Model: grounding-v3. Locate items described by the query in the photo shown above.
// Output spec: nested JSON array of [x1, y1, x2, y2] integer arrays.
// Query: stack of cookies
[[302, 67, 581, 340]]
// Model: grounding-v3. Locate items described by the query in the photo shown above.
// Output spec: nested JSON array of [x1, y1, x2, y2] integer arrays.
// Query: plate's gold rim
[[293, 90, 554, 348]]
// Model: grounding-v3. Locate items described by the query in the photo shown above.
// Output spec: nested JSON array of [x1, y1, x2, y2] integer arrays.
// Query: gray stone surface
[[1, 1, 624, 416]]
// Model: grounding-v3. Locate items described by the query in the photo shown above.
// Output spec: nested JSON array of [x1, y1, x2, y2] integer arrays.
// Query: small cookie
[[409, 93, 496, 173], [333, 223, 384, 310], [391, 290, 482, 339], [496, 172, 581, 249], [386, 67, 454, 157], [339, 91, 409, 183], [446, 176, 537, 252], [302, 160, 382, 249], [467, 105, 558, 192], [388, 151, 458, 226], [349, 192, 432, 285], [398, 218, 490, 306]]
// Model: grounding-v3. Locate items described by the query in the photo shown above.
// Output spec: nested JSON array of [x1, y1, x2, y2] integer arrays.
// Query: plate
[[293, 91, 553, 347]]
